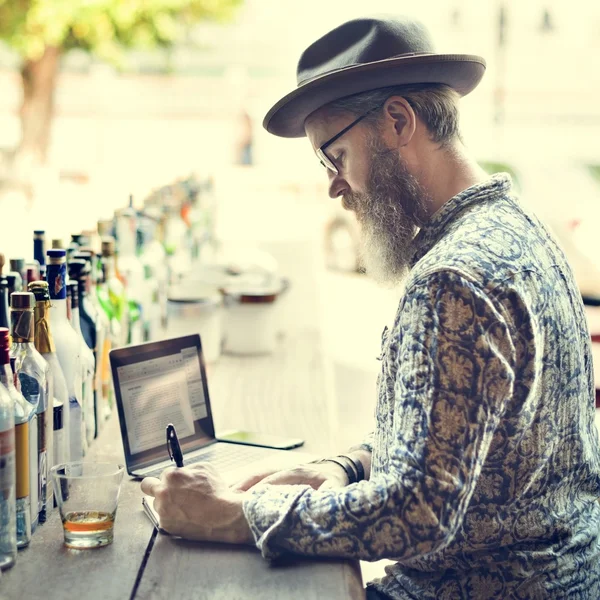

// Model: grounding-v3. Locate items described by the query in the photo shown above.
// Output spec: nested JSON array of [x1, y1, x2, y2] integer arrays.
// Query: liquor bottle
[[67, 280, 95, 448], [0, 328, 32, 547], [46, 249, 83, 463], [101, 238, 128, 347], [0, 254, 9, 330], [114, 208, 145, 345], [70, 256, 103, 436], [28, 281, 68, 472], [33, 230, 47, 280], [9, 292, 48, 529], [6, 272, 23, 296], [0, 357, 16, 571], [94, 253, 116, 415]]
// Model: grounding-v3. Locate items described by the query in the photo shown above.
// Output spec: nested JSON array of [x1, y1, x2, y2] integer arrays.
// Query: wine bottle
[[66, 280, 94, 449], [45, 250, 83, 463], [28, 281, 68, 473], [69, 257, 101, 437], [0, 254, 9, 331], [0, 328, 32, 547], [9, 292, 48, 528]]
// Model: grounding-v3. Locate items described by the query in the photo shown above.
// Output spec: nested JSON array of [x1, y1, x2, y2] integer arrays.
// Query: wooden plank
[[135, 535, 364, 600], [2, 411, 154, 600]]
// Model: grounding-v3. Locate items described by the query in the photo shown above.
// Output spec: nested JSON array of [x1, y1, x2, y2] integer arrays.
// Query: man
[[141, 16, 600, 598]]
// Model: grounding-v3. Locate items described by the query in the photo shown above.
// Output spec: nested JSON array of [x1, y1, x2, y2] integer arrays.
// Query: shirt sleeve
[[243, 270, 517, 561]]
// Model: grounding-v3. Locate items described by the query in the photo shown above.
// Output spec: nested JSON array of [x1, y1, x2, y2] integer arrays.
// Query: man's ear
[[381, 97, 416, 147]]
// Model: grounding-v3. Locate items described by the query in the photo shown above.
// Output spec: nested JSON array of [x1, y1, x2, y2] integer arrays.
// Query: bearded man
[[141, 16, 600, 599]]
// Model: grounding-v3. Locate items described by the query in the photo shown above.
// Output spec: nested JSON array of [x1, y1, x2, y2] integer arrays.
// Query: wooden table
[[2, 329, 364, 599]]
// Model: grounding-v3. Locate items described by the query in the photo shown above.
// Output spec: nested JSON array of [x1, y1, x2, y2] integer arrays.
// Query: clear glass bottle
[[67, 280, 95, 449], [29, 281, 68, 474], [0, 328, 32, 547], [0, 356, 16, 571], [45, 249, 83, 463], [9, 292, 49, 529], [70, 255, 103, 436]]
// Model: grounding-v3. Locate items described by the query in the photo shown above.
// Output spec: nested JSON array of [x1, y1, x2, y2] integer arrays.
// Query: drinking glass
[[51, 462, 125, 549]]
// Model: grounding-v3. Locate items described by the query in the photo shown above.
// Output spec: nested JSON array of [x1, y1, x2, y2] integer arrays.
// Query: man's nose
[[328, 171, 348, 199]]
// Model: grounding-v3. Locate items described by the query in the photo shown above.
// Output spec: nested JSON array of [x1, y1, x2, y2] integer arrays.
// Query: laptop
[[109, 334, 310, 484]]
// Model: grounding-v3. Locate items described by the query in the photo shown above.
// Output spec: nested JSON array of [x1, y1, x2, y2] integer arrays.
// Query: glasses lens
[[317, 149, 338, 175]]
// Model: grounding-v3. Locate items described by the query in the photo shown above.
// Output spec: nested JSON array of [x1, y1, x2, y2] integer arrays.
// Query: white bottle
[[67, 281, 95, 449], [45, 250, 83, 462]]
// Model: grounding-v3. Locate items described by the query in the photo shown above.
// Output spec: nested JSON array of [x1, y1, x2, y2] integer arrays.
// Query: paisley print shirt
[[243, 174, 600, 599]]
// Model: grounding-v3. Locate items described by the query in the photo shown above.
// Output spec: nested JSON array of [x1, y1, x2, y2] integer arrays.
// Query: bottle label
[[47, 263, 67, 300], [0, 427, 16, 555], [14, 422, 29, 499]]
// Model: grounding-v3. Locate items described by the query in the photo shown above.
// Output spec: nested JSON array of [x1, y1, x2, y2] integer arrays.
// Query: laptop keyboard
[[143, 443, 276, 479]]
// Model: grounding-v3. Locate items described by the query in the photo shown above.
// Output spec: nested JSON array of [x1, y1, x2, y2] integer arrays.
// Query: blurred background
[[1, 0, 600, 452]]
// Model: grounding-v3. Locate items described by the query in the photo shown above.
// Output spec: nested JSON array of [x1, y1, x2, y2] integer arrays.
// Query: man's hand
[[141, 463, 254, 544], [230, 461, 349, 492]]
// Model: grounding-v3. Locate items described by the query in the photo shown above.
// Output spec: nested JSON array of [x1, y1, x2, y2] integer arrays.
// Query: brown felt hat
[[263, 15, 486, 138]]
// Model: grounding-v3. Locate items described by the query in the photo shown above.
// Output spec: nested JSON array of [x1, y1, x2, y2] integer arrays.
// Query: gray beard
[[344, 139, 430, 287]]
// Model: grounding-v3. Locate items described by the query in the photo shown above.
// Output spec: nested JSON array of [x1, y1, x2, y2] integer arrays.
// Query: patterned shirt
[[243, 174, 600, 599]]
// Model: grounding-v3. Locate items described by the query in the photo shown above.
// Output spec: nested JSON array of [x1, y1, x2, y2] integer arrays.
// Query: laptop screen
[[110, 334, 216, 471]]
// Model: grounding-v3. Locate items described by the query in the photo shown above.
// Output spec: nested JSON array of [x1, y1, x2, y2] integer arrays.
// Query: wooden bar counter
[[2, 329, 364, 599]]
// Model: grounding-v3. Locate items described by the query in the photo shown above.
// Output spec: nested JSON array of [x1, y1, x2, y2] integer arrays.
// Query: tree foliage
[[0, 0, 242, 63]]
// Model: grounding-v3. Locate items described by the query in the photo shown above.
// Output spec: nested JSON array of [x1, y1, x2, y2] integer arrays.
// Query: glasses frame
[[316, 103, 384, 175]]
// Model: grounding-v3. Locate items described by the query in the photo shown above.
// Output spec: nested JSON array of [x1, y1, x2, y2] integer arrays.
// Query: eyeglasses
[[316, 103, 384, 175]]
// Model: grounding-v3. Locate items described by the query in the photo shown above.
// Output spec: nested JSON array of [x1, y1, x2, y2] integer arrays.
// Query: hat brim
[[263, 53, 486, 138]]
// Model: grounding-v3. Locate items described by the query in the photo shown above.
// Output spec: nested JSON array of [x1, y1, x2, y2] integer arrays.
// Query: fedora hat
[[263, 15, 486, 138]]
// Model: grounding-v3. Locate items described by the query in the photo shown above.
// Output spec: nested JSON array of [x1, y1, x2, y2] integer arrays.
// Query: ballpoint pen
[[166, 423, 184, 467]]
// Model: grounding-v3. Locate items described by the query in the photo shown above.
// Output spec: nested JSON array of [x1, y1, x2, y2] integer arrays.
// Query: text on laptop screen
[[117, 347, 208, 454]]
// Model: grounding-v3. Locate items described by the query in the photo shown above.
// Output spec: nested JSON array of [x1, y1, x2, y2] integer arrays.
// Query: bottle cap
[[28, 280, 50, 301], [33, 230, 45, 239], [10, 291, 35, 310], [51, 239, 64, 249], [47, 249, 66, 265]]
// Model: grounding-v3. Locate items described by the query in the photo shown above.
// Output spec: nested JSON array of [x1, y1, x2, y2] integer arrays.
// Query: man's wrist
[[223, 493, 255, 545]]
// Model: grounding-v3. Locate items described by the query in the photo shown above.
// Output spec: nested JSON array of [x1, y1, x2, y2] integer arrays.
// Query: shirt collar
[[409, 173, 513, 267]]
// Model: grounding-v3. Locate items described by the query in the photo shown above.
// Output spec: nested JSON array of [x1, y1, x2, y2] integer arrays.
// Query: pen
[[166, 423, 184, 467]]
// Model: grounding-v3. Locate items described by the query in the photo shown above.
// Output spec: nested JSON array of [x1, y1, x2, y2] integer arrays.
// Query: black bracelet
[[334, 455, 359, 484], [314, 458, 357, 484], [339, 454, 365, 482]]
